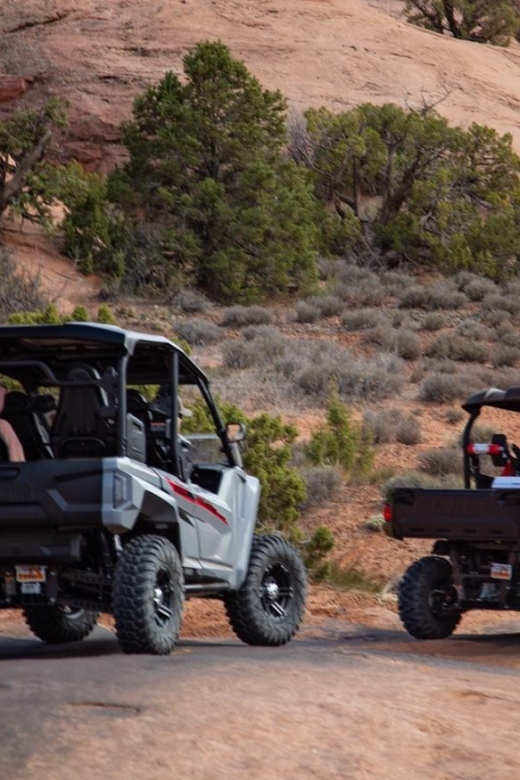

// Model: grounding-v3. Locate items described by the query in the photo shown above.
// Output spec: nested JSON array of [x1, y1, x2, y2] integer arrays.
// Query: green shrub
[[426, 333, 489, 363], [307, 294, 344, 318], [317, 257, 344, 280], [427, 282, 467, 311], [492, 346, 520, 367], [244, 414, 308, 530], [420, 312, 447, 332], [223, 327, 286, 369], [456, 318, 494, 342], [305, 390, 374, 477], [222, 340, 258, 369], [482, 293, 520, 316], [363, 408, 422, 445], [96, 304, 116, 324], [381, 270, 416, 296], [276, 340, 405, 403], [445, 408, 465, 425], [242, 325, 279, 342], [174, 318, 221, 346], [498, 328, 520, 348], [338, 353, 405, 401], [341, 308, 384, 331], [336, 279, 385, 307], [302, 526, 335, 582], [394, 328, 421, 360], [298, 466, 342, 509], [419, 372, 467, 403], [170, 288, 210, 313], [463, 277, 498, 302], [221, 305, 272, 327], [326, 563, 382, 592], [419, 447, 461, 477], [362, 323, 394, 347], [294, 301, 321, 323], [0, 250, 49, 323], [70, 306, 89, 322], [399, 285, 433, 309], [8, 304, 62, 325], [384, 470, 462, 498], [365, 514, 386, 533]]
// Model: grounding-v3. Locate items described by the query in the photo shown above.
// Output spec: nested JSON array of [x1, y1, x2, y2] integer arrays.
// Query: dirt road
[[2, 616, 520, 780]]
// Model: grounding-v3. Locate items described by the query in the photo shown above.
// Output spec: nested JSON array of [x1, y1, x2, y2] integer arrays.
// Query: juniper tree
[[79, 41, 319, 301], [403, 1, 520, 46]]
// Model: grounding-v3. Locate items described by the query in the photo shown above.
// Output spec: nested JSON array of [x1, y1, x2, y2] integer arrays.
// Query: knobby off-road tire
[[113, 534, 184, 655], [224, 534, 307, 646], [23, 605, 98, 644], [398, 555, 462, 640]]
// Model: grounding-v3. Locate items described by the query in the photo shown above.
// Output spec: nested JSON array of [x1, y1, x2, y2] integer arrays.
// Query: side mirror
[[226, 422, 247, 443]]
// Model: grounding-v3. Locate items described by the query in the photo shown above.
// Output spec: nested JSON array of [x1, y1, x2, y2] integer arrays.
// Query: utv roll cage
[[461, 385, 520, 490], [0, 323, 238, 473]]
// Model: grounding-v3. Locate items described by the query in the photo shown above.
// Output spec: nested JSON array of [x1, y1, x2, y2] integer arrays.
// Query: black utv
[[386, 384, 520, 640]]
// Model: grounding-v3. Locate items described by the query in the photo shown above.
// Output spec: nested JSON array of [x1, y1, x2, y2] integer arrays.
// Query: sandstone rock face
[[3, 0, 520, 169], [0, 76, 33, 104]]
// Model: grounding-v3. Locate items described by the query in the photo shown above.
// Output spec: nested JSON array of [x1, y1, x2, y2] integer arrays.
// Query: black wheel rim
[[259, 563, 294, 621], [57, 606, 84, 621], [153, 568, 175, 628], [428, 583, 457, 618]]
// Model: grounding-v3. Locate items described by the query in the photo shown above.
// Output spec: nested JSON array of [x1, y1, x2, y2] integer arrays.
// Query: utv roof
[[462, 386, 520, 414], [0, 322, 180, 352], [0, 322, 208, 384]]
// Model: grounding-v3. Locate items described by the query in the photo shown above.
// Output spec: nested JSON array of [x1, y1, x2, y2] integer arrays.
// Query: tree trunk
[[443, 0, 462, 38], [0, 129, 51, 216]]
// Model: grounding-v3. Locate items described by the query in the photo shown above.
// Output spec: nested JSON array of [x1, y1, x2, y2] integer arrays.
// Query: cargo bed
[[389, 487, 520, 542]]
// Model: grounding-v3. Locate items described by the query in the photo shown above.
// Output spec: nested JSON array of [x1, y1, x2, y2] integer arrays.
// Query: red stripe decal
[[167, 480, 228, 526]]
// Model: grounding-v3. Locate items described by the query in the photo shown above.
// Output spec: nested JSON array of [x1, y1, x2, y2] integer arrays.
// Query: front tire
[[113, 535, 184, 655], [225, 534, 307, 646], [23, 605, 98, 644], [398, 555, 462, 640]]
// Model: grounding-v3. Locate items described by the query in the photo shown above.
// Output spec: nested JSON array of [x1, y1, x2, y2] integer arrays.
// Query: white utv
[[0, 323, 307, 654]]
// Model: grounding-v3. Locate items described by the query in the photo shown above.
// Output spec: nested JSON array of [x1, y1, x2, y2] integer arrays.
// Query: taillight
[[467, 443, 503, 456], [383, 502, 393, 522]]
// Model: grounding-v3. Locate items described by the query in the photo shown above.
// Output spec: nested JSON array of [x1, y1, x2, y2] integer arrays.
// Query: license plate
[[15, 565, 46, 583], [21, 582, 41, 595], [490, 563, 512, 580]]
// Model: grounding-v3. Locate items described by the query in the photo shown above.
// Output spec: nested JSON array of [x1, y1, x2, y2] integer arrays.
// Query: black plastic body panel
[[0, 460, 102, 529], [391, 488, 520, 542], [0, 532, 82, 563]]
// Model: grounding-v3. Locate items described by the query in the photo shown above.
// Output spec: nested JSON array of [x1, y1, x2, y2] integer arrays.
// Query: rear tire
[[398, 555, 462, 640], [23, 605, 98, 644], [113, 535, 184, 655], [224, 534, 307, 646]]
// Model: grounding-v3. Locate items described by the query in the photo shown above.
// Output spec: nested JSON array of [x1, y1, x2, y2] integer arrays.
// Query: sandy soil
[[4, 601, 520, 780]]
